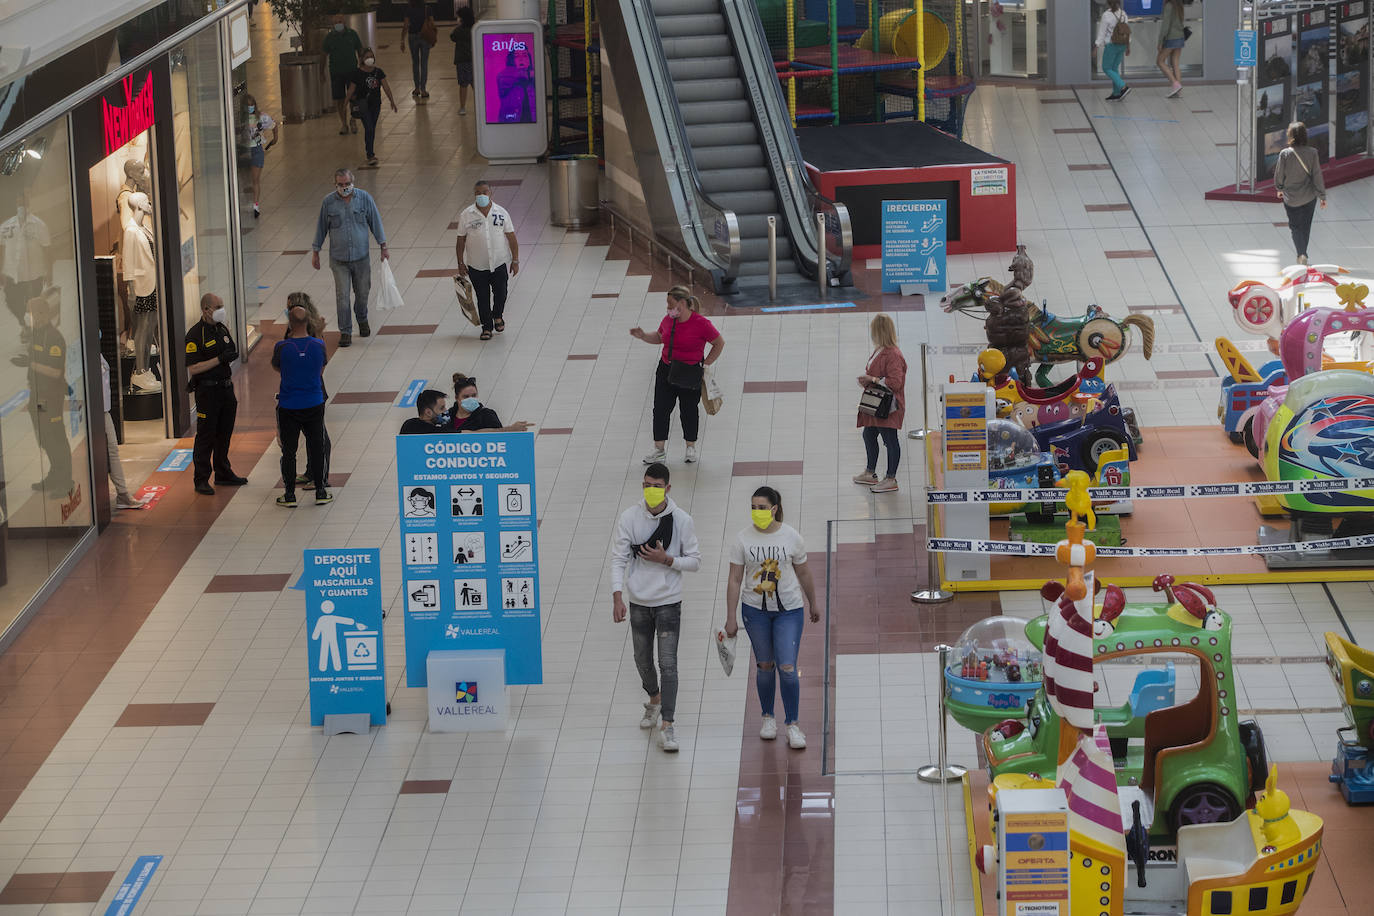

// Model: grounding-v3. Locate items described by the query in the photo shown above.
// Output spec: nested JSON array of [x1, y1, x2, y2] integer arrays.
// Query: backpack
[[1110, 13, 1131, 46]]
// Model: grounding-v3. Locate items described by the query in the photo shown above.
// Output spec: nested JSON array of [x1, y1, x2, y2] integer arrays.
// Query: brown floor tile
[[400, 779, 452, 794], [1068, 163, 1112, 171], [731, 461, 804, 477], [377, 324, 439, 335], [281, 249, 310, 255], [538, 428, 573, 436], [204, 573, 293, 593], [566, 354, 598, 360], [1054, 127, 1094, 134], [332, 391, 400, 404], [446, 221, 459, 230], [415, 268, 460, 279], [742, 381, 807, 393], [1085, 204, 1131, 212], [0, 871, 115, 905], [590, 293, 618, 299], [1128, 303, 1183, 314], [1040, 98, 1078, 104], [114, 702, 215, 727], [1105, 250, 1154, 259], [1191, 109, 1213, 113]]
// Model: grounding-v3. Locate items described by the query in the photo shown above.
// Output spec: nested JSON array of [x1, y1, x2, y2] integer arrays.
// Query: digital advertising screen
[[482, 31, 538, 126]]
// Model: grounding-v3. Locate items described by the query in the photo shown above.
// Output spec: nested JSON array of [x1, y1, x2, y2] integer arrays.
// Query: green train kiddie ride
[[982, 575, 1270, 839]]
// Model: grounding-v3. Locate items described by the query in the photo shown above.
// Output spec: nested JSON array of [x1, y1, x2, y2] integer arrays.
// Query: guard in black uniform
[[185, 293, 249, 495], [25, 296, 72, 496]]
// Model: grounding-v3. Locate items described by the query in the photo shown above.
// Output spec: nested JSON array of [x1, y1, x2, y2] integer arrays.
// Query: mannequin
[[114, 158, 148, 353], [1, 190, 51, 345], [123, 190, 160, 392]]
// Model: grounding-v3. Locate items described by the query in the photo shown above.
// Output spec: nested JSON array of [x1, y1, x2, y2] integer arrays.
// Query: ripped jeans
[[741, 604, 803, 723]]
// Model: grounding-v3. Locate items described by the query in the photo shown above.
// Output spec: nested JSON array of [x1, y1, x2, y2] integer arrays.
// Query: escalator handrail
[[620, 0, 742, 281], [718, 0, 853, 281]]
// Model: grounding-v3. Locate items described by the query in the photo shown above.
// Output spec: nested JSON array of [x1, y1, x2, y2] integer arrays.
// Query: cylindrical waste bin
[[279, 53, 324, 123], [548, 154, 600, 228]]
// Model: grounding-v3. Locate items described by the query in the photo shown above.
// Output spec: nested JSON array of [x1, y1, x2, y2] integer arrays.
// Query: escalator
[[599, 0, 851, 292]]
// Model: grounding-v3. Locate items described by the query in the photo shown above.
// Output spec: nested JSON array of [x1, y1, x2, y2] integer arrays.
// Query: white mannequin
[[114, 158, 149, 354], [123, 191, 160, 392]]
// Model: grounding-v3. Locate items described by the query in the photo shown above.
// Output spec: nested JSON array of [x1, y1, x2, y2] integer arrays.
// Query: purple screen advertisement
[[483, 32, 538, 126]]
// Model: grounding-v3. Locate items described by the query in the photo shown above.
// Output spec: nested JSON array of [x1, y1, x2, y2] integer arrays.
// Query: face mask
[[751, 508, 774, 530], [246, 105, 255, 114], [337, 183, 353, 197], [643, 487, 666, 509], [334, 22, 345, 31], [363, 57, 375, 66], [212, 308, 227, 324], [475, 194, 491, 208], [460, 397, 481, 412]]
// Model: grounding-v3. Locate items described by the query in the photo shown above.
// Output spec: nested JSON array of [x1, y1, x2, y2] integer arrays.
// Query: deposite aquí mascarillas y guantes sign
[[299, 548, 387, 726]]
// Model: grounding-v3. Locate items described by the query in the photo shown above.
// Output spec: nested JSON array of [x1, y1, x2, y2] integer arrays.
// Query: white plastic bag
[[375, 260, 404, 311], [713, 626, 737, 676], [701, 364, 724, 416]]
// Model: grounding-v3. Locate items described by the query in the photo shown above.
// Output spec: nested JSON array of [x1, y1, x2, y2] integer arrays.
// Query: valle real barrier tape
[[926, 476, 1374, 504], [927, 534, 1374, 557]]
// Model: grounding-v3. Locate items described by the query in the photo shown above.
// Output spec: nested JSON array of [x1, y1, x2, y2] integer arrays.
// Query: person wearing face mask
[[283, 292, 331, 489], [447, 372, 534, 432], [322, 13, 364, 134], [241, 94, 277, 218], [400, 389, 454, 434], [311, 168, 389, 347], [343, 49, 398, 166], [629, 285, 724, 465], [609, 463, 701, 753], [184, 293, 249, 495], [725, 487, 818, 750], [455, 180, 520, 341], [271, 307, 331, 507]]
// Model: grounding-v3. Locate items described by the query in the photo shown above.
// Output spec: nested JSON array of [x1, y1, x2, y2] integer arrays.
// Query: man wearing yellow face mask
[[610, 463, 701, 753]]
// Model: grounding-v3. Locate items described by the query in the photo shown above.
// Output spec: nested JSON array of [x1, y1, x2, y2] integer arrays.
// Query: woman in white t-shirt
[[241, 94, 278, 218], [725, 487, 819, 749]]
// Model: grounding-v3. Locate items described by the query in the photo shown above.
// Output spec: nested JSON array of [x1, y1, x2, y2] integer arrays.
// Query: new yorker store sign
[[103, 71, 156, 156]]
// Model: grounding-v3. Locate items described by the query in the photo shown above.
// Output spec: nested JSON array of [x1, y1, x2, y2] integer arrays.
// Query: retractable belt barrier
[[927, 534, 1374, 558], [926, 476, 1374, 504]]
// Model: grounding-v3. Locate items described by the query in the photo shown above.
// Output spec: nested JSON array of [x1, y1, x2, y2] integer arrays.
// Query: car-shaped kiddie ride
[[1325, 631, 1374, 804]]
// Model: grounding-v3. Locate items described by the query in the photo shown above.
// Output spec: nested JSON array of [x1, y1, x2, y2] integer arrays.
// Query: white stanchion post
[[816, 212, 827, 300], [767, 216, 778, 302], [918, 645, 966, 783], [909, 342, 931, 440]]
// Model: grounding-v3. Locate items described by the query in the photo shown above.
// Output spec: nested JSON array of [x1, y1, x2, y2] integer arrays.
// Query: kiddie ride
[[1324, 631, 1374, 804], [974, 494, 1323, 915]]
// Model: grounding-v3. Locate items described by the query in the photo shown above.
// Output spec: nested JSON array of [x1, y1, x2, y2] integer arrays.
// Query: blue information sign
[[881, 199, 946, 294], [1235, 30, 1258, 68], [301, 548, 387, 726], [396, 433, 543, 687], [156, 448, 194, 472], [399, 379, 428, 408], [103, 855, 162, 916]]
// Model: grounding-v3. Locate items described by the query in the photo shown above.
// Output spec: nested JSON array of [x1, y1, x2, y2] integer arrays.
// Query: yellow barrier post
[[787, 0, 797, 125], [916, 0, 926, 122]]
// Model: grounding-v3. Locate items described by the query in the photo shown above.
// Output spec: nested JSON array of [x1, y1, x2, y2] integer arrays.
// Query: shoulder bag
[[858, 348, 894, 418], [665, 319, 705, 390]]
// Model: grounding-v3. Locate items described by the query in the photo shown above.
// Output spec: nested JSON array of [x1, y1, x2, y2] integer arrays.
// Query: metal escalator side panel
[[598, 0, 741, 284]]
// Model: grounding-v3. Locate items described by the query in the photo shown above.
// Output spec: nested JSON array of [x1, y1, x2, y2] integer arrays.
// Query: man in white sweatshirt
[[611, 462, 701, 753]]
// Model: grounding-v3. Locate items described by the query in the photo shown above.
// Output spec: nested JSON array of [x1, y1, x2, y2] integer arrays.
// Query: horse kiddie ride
[[973, 508, 1324, 916]]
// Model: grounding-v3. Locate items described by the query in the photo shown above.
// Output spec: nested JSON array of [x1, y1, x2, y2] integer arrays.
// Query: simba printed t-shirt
[[729, 523, 807, 611]]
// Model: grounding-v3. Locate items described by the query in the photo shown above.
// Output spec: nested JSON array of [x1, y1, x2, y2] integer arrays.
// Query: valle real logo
[[435, 679, 495, 716], [103, 72, 156, 156]]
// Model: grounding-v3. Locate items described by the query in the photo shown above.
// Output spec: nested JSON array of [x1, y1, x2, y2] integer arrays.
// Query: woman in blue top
[[1156, 0, 1186, 99]]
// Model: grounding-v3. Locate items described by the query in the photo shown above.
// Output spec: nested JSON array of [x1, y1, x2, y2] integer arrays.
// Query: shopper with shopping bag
[[310, 168, 389, 348]]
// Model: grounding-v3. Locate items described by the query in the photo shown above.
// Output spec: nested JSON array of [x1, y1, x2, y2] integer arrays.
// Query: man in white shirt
[[610, 463, 701, 753], [454, 180, 520, 341], [1, 192, 50, 339]]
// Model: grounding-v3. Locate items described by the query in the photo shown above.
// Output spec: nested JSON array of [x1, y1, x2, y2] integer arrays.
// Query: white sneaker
[[640, 702, 661, 729], [130, 371, 161, 392], [786, 723, 807, 749], [759, 715, 778, 740], [684, 444, 698, 463], [642, 448, 667, 465], [658, 724, 679, 752], [852, 470, 879, 485]]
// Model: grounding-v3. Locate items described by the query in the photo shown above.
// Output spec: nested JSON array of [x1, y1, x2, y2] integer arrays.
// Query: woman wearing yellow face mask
[[725, 487, 819, 749]]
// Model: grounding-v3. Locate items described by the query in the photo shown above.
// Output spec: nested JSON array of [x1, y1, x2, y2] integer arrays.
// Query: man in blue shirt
[[271, 307, 330, 507], [311, 168, 388, 347]]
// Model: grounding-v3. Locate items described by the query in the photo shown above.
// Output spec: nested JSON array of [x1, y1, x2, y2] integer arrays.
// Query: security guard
[[185, 293, 248, 495], [25, 296, 72, 496]]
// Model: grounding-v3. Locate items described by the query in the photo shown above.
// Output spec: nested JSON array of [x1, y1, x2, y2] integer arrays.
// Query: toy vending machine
[[993, 789, 1070, 916]]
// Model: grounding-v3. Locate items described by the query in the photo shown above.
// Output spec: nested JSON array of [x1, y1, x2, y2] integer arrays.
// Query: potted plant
[[266, 0, 333, 49]]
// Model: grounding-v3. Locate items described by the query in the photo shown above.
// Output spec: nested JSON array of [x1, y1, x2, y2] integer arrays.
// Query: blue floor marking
[[760, 302, 858, 313], [104, 855, 162, 916]]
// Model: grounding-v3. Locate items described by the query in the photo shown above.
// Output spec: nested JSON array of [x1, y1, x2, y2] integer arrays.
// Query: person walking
[[401, 389, 454, 434], [1274, 121, 1327, 266], [852, 313, 907, 494], [241, 94, 277, 218], [448, 373, 535, 433], [724, 487, 818, 749], [450, 6, 476, 115], [610, 462, 701, 753], [455, 181, 519, 341], [24, 296, 73, 497], [1156, 0, 1186, 98], [311, 168, 388, 347], [343, 51, 398, 166], [271, 307, 330, 507], [1095, 1, 1131, 101], [322, 13, 363, 134], [283, 292, 332, 489], [100, 351, 145, 509], [185, 293, 249, 496], [400, 0, 434, 99], [629, 285, 724, 465]]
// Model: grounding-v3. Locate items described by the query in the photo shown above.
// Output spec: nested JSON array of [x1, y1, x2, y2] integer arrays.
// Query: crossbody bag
[[858, 349, 895, 419], [665, 319, 705, 390]]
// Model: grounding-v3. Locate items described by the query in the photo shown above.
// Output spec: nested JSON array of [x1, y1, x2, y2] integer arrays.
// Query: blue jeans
[[862, 426, 901, 478], [741, 604, 803, 724], [409, 37, 430, 91], [1102, 43, 1127, 94], [329, 256, 371, 334], [359, 100, 380, 157]]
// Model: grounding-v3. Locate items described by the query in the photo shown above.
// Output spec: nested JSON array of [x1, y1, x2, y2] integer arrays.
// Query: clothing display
[[121, 219, 156, 297], [1, 211, 51, 283], [130, 289, 159, 378]]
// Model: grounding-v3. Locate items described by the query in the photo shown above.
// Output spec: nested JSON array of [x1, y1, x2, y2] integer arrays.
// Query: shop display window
[[1089, 0, 1204, 79], [0, 120, 95, 636], [981, 1, 1048, 79]]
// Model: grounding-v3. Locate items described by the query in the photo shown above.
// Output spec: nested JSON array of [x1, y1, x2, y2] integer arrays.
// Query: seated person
[[400, 389, 453, 434], [449, 372, 536, 433]]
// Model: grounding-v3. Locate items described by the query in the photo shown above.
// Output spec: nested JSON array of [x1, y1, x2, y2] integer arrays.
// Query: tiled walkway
[[3, 7, 1374, 916]]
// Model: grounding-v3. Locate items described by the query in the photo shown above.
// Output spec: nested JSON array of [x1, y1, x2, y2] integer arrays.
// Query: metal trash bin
[[279, 53, 324, 123], [548, 154, 600, 228]]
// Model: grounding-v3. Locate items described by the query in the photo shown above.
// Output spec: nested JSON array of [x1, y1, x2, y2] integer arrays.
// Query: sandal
[[493, 318, 505, 332], [479, 330, 493, 340]]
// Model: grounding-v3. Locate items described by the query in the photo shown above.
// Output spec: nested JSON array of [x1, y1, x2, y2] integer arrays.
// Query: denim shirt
[[312, 188, 386, 263]]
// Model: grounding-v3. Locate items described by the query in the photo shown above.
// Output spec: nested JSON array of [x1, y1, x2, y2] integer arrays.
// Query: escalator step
[[739, 260, 801, 277], [736, 213, 784, 236], [672, 78, 746, 104], [685, 122, 758, 147], [740, 237, 794, 261], [660, 35, 732, 59], [710, 190, 782, 215], [680, 99, 750, 125], [698, 167, 773, 193], [667, 56, 740, 81], [655, 13, 726, 38], [649, 0, 719, 15], [693, 144, 765, 170]]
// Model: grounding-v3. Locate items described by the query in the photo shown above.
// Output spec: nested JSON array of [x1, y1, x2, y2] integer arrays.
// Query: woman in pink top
[[852, 313, 906, 493], [629, 285, 725, 464]]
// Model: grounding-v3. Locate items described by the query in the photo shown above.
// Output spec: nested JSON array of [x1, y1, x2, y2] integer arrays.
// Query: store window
[[0, 119, 95, 635], [981, 1, 1048, 79], [1089, 0, 1204, 80], [171, 27, 238, 340]]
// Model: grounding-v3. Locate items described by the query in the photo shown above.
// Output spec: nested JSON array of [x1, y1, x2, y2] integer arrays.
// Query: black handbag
[[665, 319, 704, 390], [858, 383, 894, 419]]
